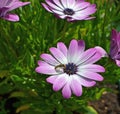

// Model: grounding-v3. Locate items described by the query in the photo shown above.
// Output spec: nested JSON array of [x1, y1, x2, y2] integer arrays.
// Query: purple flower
[[0, 0, 30, 22], [110, 29, 120, 67], [35, 39, 105, 99], [41, 0, 97, 22]]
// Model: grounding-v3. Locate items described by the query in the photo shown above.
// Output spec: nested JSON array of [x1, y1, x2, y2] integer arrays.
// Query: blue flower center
[[63, 8, 75, 15], [64, 63, 77, 75]]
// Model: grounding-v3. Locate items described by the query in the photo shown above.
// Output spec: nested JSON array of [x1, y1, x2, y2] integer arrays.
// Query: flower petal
[[62, 83, 72, 99], [46, 75, 58, 84], [35, 61, 58, 75], [2, 13, 19, 21], [70, 75, 82, 96], [40, 53, 60, 66], [53, 74, 68, 91], [77, 48, 101, 65], [7, 1, 30, 11], [67, 39, 79, 63], [77, 71, 104, 81], [50, 47, 68, 64], [41, 3, 53, 12], [116, 60, 120, 67], [57, 42, 68, 57], [53, 0, 64, 9], [45, 0, 63, 11], [95, 46, 108, 57], [77, 75, 96, 87], [78, 64, 105, 72], [74, 2, 90, 11]]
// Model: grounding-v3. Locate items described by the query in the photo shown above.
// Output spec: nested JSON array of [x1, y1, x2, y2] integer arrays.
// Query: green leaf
[[86, 106, 98, 114]]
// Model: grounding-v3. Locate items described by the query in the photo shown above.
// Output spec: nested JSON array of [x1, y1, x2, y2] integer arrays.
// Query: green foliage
[[0, 0, 120, 114]]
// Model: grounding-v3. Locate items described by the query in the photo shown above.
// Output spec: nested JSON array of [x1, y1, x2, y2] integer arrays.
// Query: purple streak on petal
[[53, 74, 68, 91], [62, 83, 71, 99], [78, 40, 85, 53], [77, 48, 101, 65], [52, 0, 64, 9], [2, 13, 19, 21], [74, 4, 96, 19], [57, 42, 68, 57], [41, 3, 53, 12], [70, 75, 82, 96], [50, 47, 68, 64], [77, 71, 104, 81], [40, 53, 60, 66], [78, 64, 105, 73], [45, 0, 63, 11], [35, 61, 58, 75], [76, 75, 96, 87]]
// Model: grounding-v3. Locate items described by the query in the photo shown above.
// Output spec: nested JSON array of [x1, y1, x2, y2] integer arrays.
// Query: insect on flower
[[36, 39, 105, 98]]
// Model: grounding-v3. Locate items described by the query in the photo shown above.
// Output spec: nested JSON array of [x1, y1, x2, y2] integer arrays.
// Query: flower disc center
[[63, 8, 75, 15], [64, 63, 77, 75]]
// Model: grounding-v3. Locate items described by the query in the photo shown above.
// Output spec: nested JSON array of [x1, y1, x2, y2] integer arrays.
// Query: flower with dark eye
[[41, 0, 97, 22], [0, 0, 30, 22], [35, 39, 105, 99]]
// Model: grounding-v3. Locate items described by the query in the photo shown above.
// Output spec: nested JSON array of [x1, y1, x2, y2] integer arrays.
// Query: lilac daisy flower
[[0, 0, 30, 22], [35, 39, 105, 99], [110, 29, 120, 67], [41, 0, 97, 22]]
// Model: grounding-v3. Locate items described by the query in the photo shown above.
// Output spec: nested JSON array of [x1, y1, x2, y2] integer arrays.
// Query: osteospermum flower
[[110, 29, 120, 67], [0, 0, 30, 21], [35, 39, 105, 99], [41, 0, 97, 22]]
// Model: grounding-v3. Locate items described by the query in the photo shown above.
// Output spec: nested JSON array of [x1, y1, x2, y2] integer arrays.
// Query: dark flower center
[[64, 63, 77, 75], [63, 8, 75, 15]]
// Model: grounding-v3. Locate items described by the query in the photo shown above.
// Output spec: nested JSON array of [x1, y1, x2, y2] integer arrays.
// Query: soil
[[89, 84, 120, 114]]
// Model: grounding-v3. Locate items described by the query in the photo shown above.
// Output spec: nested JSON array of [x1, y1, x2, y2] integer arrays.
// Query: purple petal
[[76, 75, 96, 87], [35, 61, 58, 75], [77, 48, 101, 65], [78, 64, 105, 72], [7, 1, 30, 11], [61, 0, 67, 8], [45, 0, 63, 11], [77, 71, 104, 81], [46, 75, 58, 84], [57, 42, 68, 57], [2, 13, 19, 21], [50, 47, 67, 64], [40, 53, 60, 66], [95, 46, 108, 57], [74, 2, 90, 11], [41, 3, 53, 12], [78, 40, 85, 53], [70, 75, 82, 96], [67, 0, 76, 8], [116, 60, 120, 67], [62, 83, 72, 99], [68, 39, 79, 63], [53, 74, 68, 91], [52, 0, 64, 9]]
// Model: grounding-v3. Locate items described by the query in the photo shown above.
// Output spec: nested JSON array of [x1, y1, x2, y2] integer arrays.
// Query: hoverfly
[[55, 64, 66, 73]]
